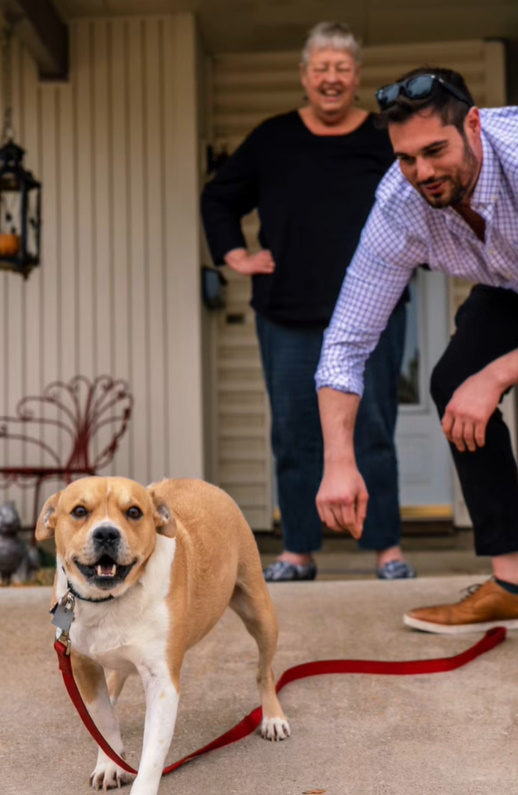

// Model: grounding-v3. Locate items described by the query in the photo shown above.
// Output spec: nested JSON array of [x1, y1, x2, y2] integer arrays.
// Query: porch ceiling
[[0, 0, 68, 77], [52, 0, 518, 54]]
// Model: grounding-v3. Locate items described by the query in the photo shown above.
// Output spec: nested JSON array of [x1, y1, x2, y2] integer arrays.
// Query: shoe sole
[[403, 614, 518, 634]]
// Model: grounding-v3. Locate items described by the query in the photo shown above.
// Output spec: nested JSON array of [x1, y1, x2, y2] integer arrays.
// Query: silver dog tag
[[51, 593, 76, 632]]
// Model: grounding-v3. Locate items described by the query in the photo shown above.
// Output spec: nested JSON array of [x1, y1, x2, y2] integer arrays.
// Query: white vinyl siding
[[0, 14, 204, 524]]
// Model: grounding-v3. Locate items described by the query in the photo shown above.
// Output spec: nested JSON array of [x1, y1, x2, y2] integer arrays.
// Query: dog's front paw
[[261, 715, 291, 741], [90, 760, 134, 791]]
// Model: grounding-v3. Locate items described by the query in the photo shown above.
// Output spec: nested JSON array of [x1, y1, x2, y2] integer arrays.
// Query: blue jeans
[[256, 302, 406, 553]]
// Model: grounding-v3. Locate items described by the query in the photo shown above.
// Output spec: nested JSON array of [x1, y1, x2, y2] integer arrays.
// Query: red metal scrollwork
[[0, 374, 134, 528]]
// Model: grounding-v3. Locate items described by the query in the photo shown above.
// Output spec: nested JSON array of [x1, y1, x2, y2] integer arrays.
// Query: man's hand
[[224, 248, 275, 276], [442, 369, 502, 452], [316, 461, 368, 539]]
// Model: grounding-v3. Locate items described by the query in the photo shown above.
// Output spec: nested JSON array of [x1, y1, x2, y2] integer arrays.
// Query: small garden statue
[[0, 501, 39, 583]]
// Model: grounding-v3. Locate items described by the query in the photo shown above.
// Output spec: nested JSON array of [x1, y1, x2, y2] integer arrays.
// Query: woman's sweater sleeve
[[200, 130, 261, 265]]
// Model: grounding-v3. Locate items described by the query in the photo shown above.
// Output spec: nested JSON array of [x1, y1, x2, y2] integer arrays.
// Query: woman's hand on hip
[[224, 248, 275, 276]]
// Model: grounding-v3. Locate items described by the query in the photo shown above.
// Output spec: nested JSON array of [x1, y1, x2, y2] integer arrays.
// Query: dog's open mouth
[[74, 555, 136, 590]]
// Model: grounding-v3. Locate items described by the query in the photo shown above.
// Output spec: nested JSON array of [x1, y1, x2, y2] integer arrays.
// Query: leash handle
[[55, 626, 507, 778]]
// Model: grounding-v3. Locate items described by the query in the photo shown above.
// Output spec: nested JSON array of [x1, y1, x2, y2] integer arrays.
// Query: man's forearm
[[318, 387, 361, 465], [316, 387, 367, 537]]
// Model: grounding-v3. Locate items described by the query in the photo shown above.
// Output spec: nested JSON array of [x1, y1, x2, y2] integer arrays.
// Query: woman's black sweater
[[201, 111, 395, 325]]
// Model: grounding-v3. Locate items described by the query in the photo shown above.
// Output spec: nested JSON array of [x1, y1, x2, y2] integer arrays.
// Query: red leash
[[54, 626, 506, 777]]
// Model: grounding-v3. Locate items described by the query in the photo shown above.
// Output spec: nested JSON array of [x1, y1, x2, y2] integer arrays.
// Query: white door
[[396, 270, 453, 518]]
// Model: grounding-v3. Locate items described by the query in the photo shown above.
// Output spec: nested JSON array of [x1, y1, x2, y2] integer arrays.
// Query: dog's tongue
[[97, 562, 117, 577]]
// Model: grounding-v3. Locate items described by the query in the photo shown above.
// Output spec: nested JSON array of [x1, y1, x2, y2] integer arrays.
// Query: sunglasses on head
[[376, 74, 473, 111]]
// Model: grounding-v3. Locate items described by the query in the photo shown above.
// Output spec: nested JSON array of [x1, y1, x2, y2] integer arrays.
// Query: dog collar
[[66, 580, 115, 604]]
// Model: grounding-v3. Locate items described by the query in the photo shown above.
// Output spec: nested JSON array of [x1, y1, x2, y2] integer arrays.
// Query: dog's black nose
[[92, 525, 121, 551]]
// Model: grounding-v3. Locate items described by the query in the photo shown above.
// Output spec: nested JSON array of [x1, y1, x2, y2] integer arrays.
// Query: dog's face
[[36, 476, 175, 599]]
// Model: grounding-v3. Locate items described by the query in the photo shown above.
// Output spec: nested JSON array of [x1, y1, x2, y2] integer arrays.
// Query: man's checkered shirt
[[315, 106, 518, 397]]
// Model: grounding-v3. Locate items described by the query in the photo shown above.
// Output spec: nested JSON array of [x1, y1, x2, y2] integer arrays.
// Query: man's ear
[[465, 105, 481, 139], [35, 492, 62, 541], [148, 486, 177, 538]]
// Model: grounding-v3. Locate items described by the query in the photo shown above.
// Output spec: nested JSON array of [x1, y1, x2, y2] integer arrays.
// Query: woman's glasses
[[376, 74, 473, 111]]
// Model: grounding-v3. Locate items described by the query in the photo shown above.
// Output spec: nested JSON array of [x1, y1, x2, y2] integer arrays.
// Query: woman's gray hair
[[301, 22, 362, 66]]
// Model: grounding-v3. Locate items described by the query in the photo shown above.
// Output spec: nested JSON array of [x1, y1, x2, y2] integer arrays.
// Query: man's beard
[[418, 139, 479, 209]]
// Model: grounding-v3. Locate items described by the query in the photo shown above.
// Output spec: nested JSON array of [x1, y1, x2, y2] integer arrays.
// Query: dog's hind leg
[[230, 583, 290, 741]]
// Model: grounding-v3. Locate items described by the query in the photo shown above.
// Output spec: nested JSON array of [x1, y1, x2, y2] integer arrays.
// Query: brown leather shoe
[[404, 579, 518, 634]]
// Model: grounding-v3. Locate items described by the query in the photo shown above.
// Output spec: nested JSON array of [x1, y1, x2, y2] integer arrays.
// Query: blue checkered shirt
[[315, 106, 518, 397]]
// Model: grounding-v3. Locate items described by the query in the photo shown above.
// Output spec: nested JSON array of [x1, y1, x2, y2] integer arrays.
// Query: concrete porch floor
[[2, 529, 511, 795], [257, 526, 493, 580]]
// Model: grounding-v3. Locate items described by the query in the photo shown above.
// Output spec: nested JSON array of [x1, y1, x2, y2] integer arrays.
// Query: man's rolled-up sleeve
[[315, 204, 426, 397]]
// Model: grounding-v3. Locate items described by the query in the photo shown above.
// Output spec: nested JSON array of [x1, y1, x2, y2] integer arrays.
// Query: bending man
[[316, 66, 518, 632]]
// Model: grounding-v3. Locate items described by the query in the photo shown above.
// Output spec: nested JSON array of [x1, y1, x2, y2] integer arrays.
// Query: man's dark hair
[[377, 66, 475, 134]]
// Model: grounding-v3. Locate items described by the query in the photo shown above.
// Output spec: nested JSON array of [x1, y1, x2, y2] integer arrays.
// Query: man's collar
[[469, 131, 501, 211]]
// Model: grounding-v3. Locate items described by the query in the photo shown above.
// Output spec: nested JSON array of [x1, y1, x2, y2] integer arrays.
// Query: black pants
[[430, 285, 518, 556]]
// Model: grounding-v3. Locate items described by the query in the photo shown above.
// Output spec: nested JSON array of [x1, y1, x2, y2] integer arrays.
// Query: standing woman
[[201, 22, 414, 581]]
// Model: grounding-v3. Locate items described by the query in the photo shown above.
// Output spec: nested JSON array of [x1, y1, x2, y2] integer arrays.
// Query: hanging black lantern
[[0, 140, 41, 277], [0, 22, 42, 279]]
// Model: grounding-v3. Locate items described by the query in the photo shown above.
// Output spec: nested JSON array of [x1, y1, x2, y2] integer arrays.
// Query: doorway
[[396, 269, 453, 518]]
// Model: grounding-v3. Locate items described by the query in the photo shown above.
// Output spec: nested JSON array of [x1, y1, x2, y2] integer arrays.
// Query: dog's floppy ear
[[35, 491, 62, 541], [154, 503, 177, 538], [148, 486, 177, 538]]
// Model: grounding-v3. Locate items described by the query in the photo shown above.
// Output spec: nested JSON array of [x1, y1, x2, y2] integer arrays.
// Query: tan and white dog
[[36, 476, 290, 794]]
